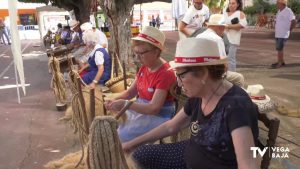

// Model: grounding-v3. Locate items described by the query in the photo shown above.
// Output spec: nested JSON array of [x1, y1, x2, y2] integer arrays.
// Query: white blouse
[[224, 11, 247, 46]]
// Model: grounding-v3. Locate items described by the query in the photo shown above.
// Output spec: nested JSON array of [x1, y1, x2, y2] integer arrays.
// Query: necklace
[[201, 80, 224, 113]]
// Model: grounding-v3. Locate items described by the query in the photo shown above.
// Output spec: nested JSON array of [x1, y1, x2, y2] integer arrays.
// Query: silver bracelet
[[124, 100, 132, 108]]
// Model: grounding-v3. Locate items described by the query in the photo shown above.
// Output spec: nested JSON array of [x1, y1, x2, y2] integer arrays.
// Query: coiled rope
[[49, 57, 67, 103], [71, 89, 105, 168], [87, 116, 129, 169]]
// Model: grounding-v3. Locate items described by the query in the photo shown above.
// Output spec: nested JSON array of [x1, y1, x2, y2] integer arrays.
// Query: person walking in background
[[179, 0, 209, 39], [156, 15, 161, 29], [270, 0, 296, 69], [0, 18, 11, 45], [223, 0, 247, 72], [151, 15, 156, 28]]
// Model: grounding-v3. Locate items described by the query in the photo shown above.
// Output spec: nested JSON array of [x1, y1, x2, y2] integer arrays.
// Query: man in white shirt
[[196, 14, 226, 57], [271, 0, 296, 69], [179, 0, 209, 39]]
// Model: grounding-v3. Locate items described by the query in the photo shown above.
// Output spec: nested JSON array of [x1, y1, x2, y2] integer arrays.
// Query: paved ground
[[0, 28, 299, 169]]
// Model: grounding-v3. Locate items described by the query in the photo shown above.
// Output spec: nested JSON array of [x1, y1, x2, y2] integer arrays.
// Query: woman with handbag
[[223, 0, 247, 72], [105, 26, 176, 143]]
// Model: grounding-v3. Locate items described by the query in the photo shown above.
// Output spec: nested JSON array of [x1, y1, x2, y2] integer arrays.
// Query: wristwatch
[[93, 80, 98, 84]]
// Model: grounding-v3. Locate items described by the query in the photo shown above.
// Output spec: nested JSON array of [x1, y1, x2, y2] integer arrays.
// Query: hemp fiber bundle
[[87, 116, 130, 169]]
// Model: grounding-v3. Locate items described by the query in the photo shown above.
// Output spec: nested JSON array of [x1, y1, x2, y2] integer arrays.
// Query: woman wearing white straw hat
[[105, 26, 176, 143], [123, 38, 259, 169]]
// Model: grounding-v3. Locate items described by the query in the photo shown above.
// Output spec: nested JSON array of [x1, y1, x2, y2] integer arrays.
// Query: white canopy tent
[[8, 0, 26, 103]]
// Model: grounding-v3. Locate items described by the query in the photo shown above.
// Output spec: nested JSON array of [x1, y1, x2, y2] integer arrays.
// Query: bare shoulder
[[240, 11, 246, 19]]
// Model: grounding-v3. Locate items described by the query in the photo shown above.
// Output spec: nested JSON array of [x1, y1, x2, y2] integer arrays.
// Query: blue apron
[[118, 98, 175, 143], [82, 48, 111, 85]]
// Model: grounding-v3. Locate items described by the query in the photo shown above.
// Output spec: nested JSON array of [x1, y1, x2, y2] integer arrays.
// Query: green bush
[[289, 1, 300, 14], [244, 6, 257, 16]]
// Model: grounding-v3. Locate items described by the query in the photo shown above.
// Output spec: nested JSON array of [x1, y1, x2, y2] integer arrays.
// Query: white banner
[[8, 0, 26, 95]]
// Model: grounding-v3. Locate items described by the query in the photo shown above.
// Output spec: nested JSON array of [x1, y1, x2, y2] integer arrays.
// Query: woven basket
[[105, 53, 135, 93]]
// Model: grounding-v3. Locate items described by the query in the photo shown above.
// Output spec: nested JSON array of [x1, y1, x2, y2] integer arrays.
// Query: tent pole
[[14, 63, 21, 104]]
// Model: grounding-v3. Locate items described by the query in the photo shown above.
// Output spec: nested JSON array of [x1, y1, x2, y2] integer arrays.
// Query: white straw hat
[[246, 84, 275, 113], [80, 22, 93, 32], [206, 14, 226, 26], [69, 20, 80, 30], [132, 26, 165, 50], [169, 38, 227, 69]]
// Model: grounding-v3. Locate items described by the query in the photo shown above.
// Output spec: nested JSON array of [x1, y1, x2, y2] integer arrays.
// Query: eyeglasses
[[176, 70, 190, 82], [134, 49, 153, 58]]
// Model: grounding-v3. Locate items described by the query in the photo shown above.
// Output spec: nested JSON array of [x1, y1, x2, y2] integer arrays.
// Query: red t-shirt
[[136, 63, 176, 102]]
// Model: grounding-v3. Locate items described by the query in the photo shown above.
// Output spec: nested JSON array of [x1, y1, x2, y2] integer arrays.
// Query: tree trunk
[[98, 0, 135, 64]]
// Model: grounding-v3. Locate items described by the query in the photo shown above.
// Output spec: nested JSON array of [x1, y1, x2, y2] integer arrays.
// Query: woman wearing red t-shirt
[[105, 26, 176, 143]]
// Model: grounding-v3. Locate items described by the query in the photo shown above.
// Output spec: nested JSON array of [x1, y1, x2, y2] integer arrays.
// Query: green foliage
[[244, 0, 300, 15], [289, 0, 300, 14], [244, 0, 277, 15], [244, 6, 257, 16]]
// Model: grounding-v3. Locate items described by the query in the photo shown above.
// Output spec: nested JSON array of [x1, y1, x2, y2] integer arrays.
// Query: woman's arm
[[123, 109, 190, 153], [107, 88, 169, 115], [89, 64, 104, 88], [105, 80, 138, 110], [231, 126, 260, 169], [226, 12, 247, 31]]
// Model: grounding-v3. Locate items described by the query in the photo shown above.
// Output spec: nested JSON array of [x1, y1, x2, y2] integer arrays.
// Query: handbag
[[231, 17, 239, 24]]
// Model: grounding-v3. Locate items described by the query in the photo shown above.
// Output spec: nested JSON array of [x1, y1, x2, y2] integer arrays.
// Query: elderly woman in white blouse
[[224, 0, 247, 72]]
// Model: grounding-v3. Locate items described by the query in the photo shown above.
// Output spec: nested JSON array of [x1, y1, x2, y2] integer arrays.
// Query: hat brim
[[70, 23, 80, 30], [132, 36, 164, 50], [169, 58, 228, 69], [251, 95, 276, 113], [206, 23, 226, 26]]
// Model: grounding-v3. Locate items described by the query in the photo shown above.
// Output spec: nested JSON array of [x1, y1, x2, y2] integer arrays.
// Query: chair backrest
[[257, 111, 280, 169]]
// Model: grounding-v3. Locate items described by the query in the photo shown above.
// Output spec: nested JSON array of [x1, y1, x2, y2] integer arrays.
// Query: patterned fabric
[[184, 85, 258, 169], [133, 140, 188, 169]]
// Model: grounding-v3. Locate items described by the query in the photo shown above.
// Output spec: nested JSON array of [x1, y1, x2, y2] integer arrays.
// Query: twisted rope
[[87, 116, 129, 169], [49, 57, 67, 103], [71, 90, 104, 168]]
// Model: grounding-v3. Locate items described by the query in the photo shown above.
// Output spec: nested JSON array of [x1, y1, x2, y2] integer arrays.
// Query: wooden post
[[122, 61, 128, 90], [76, 77, 89, 134], [102, 94, 107, 115], [89, 88, 95, 125]]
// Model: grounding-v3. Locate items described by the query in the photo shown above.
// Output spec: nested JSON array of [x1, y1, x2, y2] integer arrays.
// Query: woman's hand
[[105, 99, 126, 111], [122, 141, 135, 154], [89, 82, 96, 89]]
